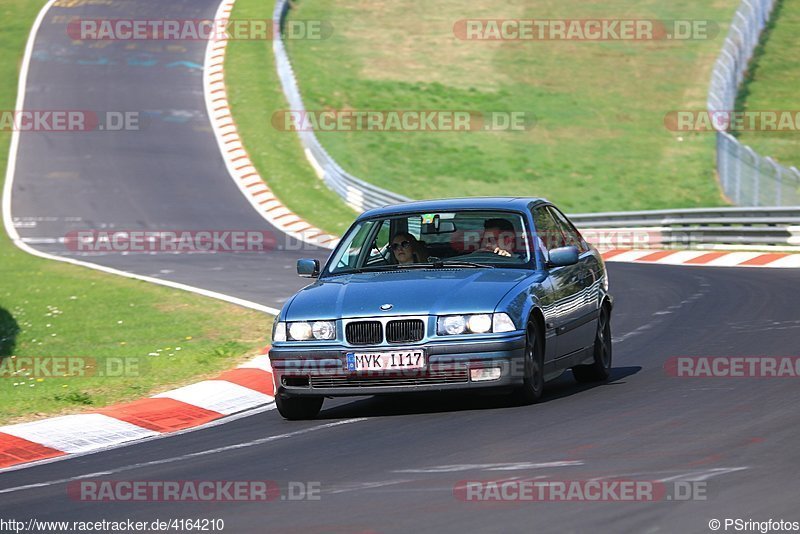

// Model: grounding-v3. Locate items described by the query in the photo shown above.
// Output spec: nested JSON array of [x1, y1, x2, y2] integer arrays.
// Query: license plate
[[346, 350, 426, 372]]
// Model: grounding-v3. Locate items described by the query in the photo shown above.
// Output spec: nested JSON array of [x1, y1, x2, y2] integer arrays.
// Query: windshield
[[325, 210, 532, 275]]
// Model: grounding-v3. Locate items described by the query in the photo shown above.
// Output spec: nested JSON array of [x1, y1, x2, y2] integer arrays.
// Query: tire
[[572, 305, 612, 383], [512, 320, 545, 405], [275, 394, 323, 420]]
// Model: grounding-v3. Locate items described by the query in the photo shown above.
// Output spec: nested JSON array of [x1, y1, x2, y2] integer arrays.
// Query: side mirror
[[297, 259, 320, 278], [548, 246, 579, 268]]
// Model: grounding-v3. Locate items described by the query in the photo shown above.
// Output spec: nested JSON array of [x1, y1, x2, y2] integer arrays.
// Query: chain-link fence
[[708, 0, 800, 206]]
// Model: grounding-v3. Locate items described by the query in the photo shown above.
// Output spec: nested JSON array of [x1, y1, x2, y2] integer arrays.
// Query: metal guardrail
[[708, 0, 800, 206], [273, 0, 410, 212], [570, 207, 800, 249]]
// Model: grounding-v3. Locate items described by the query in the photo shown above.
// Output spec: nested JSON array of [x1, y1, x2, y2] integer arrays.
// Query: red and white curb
[[203, 0, 339, 251], [601, 249, 800, 268], [0, 351, 275, 471]]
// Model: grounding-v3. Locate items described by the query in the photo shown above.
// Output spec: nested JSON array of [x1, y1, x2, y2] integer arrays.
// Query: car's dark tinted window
[[532, 207, 566, 255], [548, 206, 589, 253]]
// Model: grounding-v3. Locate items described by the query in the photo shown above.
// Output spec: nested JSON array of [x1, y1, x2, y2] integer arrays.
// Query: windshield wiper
[[434, 261, 495, 269], [345, 261, 495, 274], [350, 264, 432, 274]]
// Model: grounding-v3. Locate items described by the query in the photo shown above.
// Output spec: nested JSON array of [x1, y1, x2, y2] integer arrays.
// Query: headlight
[[279, 320, 337, 341], [437, 313, 517, 335], [467, 314, 492, 334], [440, 315, 467, 335], [289, 322, 313, 341], [311, 321, 336, 340]]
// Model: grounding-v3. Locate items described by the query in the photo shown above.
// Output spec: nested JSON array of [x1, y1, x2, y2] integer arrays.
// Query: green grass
[[226, 0, 739, 235], [735, 0, 800, 168], [0, 0, 270, 425]]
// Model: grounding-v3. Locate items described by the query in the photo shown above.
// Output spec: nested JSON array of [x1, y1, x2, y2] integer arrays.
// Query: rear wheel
[[275, 394, 323, 420], [572, 305, 612, 383], [512, 321, 544, 405]]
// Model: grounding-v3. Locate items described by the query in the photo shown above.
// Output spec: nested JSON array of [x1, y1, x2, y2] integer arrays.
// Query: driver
[[479, 218, 516, 257]]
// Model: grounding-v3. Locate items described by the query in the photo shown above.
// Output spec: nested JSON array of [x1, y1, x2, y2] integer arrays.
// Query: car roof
[[359, 197, 549, 219]]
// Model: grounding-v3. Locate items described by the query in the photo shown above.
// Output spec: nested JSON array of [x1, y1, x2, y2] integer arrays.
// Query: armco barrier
[[570, 207, 800, 250]]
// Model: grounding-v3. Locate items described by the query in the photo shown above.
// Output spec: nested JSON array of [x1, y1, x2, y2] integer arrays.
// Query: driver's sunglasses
[[390, 241, 412, 251]]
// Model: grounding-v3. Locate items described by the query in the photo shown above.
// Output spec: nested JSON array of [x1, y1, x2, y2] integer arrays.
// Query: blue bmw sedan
[[269, 198, 613, 419]]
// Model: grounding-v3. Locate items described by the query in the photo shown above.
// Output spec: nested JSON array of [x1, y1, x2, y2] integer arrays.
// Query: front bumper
[[269, 334, 526, 397]]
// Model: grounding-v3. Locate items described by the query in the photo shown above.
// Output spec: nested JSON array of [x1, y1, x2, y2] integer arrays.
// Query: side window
[[364, 220, 392, 266], [332, 220, 377, 271], [548, 207, 589, 253], [532, 207, 566, 259]]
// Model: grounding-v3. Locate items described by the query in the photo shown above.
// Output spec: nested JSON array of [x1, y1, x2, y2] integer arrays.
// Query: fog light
[[470, 367, 502, 382]]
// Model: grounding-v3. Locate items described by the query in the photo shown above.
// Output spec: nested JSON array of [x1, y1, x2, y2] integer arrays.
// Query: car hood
[[284, 268, 539, 320]]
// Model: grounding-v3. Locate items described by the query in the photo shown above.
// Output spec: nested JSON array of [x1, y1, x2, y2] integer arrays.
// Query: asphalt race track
[[9, 0, 329, 310], [4, 1, 800, 533]]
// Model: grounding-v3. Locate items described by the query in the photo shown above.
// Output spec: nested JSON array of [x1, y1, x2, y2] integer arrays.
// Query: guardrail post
[[745, 146, 760, 206], [734, 142, 743, 204], [767, 157, 781, 205], [791, 167, 800, 205]]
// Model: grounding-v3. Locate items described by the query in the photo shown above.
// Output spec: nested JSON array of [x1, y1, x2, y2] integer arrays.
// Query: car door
[[532, 206, 586, 358], [548, 206, 599, 352]]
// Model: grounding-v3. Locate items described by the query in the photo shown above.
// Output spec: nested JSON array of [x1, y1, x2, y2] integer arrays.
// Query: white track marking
[[154, 380, 273, 415], [393, 461, 584, 473], [604, 250, 657, 263], [768, 254, 800, 268], [237, 355, 273, 372], [1, 414, 159, 454], [0, 418, 368, 495], [649, 250, 709, 264], [705, 252, 762, 266]]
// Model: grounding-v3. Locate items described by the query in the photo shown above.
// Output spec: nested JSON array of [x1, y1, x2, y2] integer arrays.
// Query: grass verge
[[0, 0, 270, 425], [282, 0, 739, 216]]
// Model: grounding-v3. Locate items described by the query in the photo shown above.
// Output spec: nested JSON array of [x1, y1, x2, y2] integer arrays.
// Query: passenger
[[390, 232, 428, 264], [480, 218, 516, 257]]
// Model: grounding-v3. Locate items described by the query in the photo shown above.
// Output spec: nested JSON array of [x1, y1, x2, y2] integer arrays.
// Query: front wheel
[[572, 305, 612, 383], [511, 321, 544, 405], [275, 394, 323, 420]]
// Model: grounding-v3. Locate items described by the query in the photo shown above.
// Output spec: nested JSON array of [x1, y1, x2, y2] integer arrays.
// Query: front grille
[[386, 319, 425, 343], [345, 321, 383, 345], [310, 367, 469, 388]]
